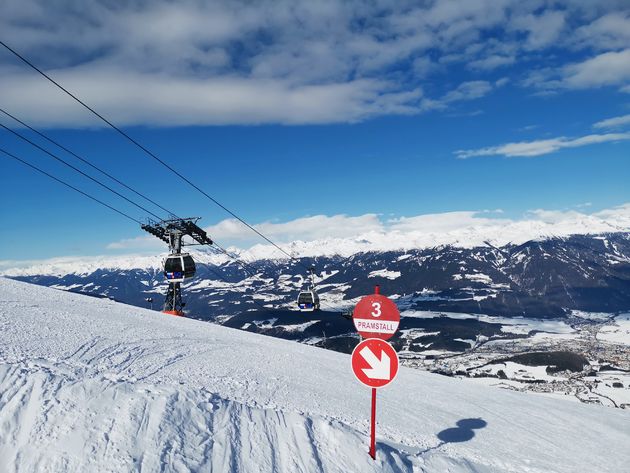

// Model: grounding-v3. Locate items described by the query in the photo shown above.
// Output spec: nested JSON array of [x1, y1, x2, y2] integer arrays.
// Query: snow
[[1, 277, 629, 473], [0, 250, 229, 278], [236, 215, 630, 260], [402, 311, 576, 336], [480, 362, 560, 383], [571, 311, 614, 321], [3, 226, 630, 276], [588, 373, 630, 407], [453, 338, 476, 347], [464, 273, 492, 284], [597, 313, 630, 344], [368, 269, 402, 280]]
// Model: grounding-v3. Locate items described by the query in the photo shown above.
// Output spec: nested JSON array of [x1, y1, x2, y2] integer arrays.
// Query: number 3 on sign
[[371, 302, 382, 318]]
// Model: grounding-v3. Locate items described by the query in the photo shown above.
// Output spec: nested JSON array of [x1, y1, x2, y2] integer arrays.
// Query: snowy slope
[[0, 278, 629, 473]]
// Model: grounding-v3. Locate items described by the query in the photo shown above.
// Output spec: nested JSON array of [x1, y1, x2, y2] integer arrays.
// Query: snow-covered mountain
[[1, 277, 628, 473], [4, 233, 630, 321]]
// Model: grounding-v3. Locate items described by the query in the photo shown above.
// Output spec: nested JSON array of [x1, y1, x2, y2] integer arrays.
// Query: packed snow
[[1, 278, 629, 473]]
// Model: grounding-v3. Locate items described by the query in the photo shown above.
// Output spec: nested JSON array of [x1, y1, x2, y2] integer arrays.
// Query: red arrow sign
[[353, 293, 400, 340], [351, 338, 399, 389]]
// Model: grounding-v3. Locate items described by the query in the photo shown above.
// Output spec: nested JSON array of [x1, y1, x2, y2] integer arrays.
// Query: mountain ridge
[[4, 232, 630, 321]]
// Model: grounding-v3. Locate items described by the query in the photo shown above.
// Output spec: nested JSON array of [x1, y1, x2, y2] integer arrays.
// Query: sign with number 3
[[353, 293, 400, 340]]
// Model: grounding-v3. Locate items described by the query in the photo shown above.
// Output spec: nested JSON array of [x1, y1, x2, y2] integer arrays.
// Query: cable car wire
[[0, 40, 341, 311], [0, 146, 142, 224], [0, 110, 305, 308], [4, 141, 335, 312], [207, 242, 340, 312], [0, 107, 176, 217], [0, 121, 164, 221], [0, 110, 263, 290], [2, 144, 282, 312], [1, 135, 332, 312], [1, 147, 276, 313], [210, 242, 261, 279], [0, 39, 308, 269]]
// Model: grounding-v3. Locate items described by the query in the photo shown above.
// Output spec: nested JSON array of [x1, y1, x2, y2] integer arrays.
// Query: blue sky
[[0, 0, 629, 261]]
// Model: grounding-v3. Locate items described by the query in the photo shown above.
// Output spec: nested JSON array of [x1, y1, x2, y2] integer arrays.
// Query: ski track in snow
[[0, 278, 629, 473]]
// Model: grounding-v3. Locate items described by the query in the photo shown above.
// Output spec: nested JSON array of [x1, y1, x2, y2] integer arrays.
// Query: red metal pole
[[369, 387, 376, 459], [371, 287, 379, 459]]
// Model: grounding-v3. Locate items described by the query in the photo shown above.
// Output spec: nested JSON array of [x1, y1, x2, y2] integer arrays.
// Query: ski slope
[[0, 278, 628, 473]]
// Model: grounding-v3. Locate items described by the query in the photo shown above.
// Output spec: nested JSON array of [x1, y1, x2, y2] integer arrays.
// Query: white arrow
[[360, 346, 391, 380]]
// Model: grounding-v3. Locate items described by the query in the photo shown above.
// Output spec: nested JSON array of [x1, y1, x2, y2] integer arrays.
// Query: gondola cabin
[[163, 253, 196, 283], [297, 290, 320, 312]]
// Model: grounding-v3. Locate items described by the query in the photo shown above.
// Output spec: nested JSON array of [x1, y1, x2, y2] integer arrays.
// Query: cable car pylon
[[141, 217, 213, 317]]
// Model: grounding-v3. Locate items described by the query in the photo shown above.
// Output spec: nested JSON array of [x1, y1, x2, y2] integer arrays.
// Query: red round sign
[[351, 338, 399, 388], [353, 294, 400, 340]]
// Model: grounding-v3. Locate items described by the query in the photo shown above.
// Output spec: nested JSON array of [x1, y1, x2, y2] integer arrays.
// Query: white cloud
[[5, 203, 629, 270], [593, 114, 630, 129], [0, 69, 423, 126], [523, 203, 630, 230], [105, 214, 384, 252], [563, 49, 630, 89], [388, 211, 509, 234], [420, 80, 495, 111], [455, 132, 630, 158], [517, 124, 539, 132], [442, 81, 493, 103], [525, 209, 587, 224], [572, 12, 630, 51], [1, 1, 628, 127], [205, 214, 384, 244], [469, 55, 515, 70], [106, 235, 162, 251], [212, 203, 630, 258], [593, 203, 630, 228], [511, 10, 566, 50]]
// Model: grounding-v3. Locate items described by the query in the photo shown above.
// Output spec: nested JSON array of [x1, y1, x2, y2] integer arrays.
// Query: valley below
[[396, 312, 630, 409], [219, 307, 630, 409]]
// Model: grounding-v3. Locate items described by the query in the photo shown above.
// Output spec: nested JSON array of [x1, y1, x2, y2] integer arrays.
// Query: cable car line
[[0, 121, 164, 221], [0, 39, 309, 270], [5, 139, 334, 313], [0, 147, 142, 224], [210, 243, 260, 279], [0, 110, 302, 309], [0, 108, 274, 301], [2, 141, 276, 313], [208, 242, 340, 312], [2, 144, 281, 314], [2, 132, 327, 313], [1, 40, 339, 313], [0, 107, 176, 217]]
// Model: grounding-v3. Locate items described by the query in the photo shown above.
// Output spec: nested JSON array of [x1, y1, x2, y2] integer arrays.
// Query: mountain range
[[4, 232, 629, 321]]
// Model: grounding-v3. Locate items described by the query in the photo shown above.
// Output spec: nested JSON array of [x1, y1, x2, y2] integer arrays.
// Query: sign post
[[370, 387, 376, 459], [351, 286, 400, 460], [353, 286, 400, 341]]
